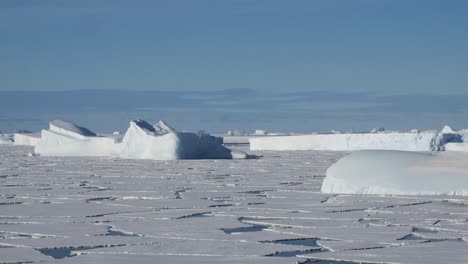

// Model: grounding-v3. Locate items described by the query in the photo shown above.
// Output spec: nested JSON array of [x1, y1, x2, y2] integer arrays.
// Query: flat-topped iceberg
[[321, 150, 468, 196], [250, 126, 462, 152], [445, 143, 468, 152], [119, 120, 246, 160], [14, 133, 41, 146], [35, 120, 121, 157]]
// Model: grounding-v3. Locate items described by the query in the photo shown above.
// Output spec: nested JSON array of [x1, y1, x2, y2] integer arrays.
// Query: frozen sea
[[1, 145, 467, 264]]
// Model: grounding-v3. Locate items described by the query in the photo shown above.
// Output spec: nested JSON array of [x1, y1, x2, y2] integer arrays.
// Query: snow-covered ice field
[[1, 145, 468, 263]]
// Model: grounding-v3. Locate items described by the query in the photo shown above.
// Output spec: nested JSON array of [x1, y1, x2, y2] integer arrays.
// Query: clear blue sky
[[1, 1, 468, 133], [1, 0, 467, 94]]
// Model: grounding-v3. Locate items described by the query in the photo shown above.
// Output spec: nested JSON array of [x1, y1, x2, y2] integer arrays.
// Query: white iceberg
[[250, 125, 463, 152], [14, 133, 41, 146], [34, 120, 121, 157], [250, 132, 440, 152], [445, 142, 468, 152], [321, 150, 468, 196], [0, 134, 13, 144], [119, 120, 247, 160], [34, 119, 247, 160], [440, 125, 456, 134]]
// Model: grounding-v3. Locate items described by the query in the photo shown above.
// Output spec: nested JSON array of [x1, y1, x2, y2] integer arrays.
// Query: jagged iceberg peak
[[131, 119, 176, 136], [49, 120, 96, 137], [440, 125, 456, 134], [154, 120, 176, 134], [131, 119, 157, 133]]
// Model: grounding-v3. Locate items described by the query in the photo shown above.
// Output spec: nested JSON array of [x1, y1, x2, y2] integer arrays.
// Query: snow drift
[[14, 133, 41, 146], [321, 150, 468, 196], [119, 120, 246, 160], [250, 127, 462, 152], [34, 120, 121, 157]]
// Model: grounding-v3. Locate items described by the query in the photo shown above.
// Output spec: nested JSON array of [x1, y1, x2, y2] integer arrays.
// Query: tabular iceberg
[[250, 126, 462, 152], [14, 133, 41, 146], [321, 150, 468, 196], [35, 120, 121, 157]]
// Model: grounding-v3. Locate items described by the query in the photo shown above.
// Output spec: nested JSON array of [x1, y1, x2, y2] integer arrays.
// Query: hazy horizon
[[1, 89, 467, 134]]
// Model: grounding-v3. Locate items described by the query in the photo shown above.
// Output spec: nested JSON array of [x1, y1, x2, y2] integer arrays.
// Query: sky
[[0, 0, 467, 132]]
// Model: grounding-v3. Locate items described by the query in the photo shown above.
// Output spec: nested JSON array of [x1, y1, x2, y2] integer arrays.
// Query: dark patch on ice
[[246, 202, 266, 205], [208, 203, 233, 208], [86, 196, 117, 203], [0, 174, 19, 178], [266, 248, 323, 257], [108, 229, 138, 237], [175, 212, 211, 219], [174, 188, 191, 199], [221, 225, 268, 234], [280, 182, 303, 186], [266, 238, 320, 247], [240, 189, 275, 195], [397, 233, 426, 241], [79, 181, 108, 192], [300, 260, 368, 264], [358, 218, 381, 226], [0, 202, 23, 206], [37, 246, 100, 259], [384, 201, 432, 208], [329, 201, 432, 213], [320, 194, 339, 203], [329, 208, 367, 213]]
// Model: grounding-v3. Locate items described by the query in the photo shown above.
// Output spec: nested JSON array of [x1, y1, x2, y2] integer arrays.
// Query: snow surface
[[1, 145, 467, 263], [250, 129, 462, 152], [322, 150, 468, 196]]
